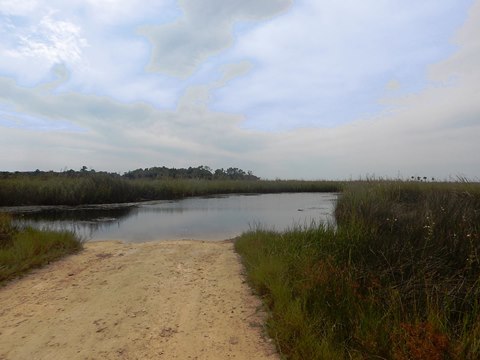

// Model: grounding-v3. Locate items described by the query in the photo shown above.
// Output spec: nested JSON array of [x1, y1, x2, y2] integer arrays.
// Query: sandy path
[[0, 240, 278, 360]]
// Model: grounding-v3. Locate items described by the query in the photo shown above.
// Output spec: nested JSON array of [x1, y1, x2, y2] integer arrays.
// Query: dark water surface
[[7, 193, 338, 242]]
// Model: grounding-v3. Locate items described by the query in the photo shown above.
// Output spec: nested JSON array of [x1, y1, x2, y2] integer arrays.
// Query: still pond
[[7, 193, 338, 242]]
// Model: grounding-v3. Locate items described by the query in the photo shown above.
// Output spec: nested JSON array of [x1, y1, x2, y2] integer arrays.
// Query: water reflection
[[9, 193, 337, 242], [11, 206, 135, 240]]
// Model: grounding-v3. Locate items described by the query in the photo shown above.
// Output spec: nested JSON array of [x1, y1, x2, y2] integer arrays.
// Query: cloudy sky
[[0, 0, 479, 180]]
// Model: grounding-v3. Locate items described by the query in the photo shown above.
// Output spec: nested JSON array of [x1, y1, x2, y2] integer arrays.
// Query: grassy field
[[235, 180, 480, 359], [0, 174, 342, 206], [0, 213, 83, 285]]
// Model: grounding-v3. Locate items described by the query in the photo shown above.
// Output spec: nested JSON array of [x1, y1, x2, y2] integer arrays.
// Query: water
[[8, 193, 338, 242]]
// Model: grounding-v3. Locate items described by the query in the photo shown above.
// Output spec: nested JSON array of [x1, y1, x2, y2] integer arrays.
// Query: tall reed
[[0, 174, 342, 206], [236, 180, 480, 359]]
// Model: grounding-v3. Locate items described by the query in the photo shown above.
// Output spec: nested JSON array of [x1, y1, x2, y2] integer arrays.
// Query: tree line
[[0, 165, 260, 181], [123, 166, 259, 180]]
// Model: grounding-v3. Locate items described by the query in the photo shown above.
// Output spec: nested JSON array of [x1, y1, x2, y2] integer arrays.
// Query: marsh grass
[[235, 180, 480, 359], [0, 214, 82, 285], [0, 213, 16, 248], [0, 174, 342, 206]]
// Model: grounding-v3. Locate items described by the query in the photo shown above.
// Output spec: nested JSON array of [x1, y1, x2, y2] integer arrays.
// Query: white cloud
[[8, 13, 88, 64], [213, 0, 473, 130], [0, 0, 38, 15], [0, 1, 177, 101], [0, 72, 267, 174], [0, 8, 88, 85], [139, 0, 292, 77], [256, 0, 480, 179], [84, 0, 175, 25], [217, 61, 253, 87]]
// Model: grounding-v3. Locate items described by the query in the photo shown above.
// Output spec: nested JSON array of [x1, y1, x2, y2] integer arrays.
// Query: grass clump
[[0, 213, 16, 247], [0, 213, 82, 285], [235, 180, 480, 359]]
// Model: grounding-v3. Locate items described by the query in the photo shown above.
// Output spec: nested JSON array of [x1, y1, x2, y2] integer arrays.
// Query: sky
[[0, 0, 479, 180]]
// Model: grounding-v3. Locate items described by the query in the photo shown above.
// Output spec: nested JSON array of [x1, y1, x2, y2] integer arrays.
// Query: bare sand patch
[[0, 240, 277, 360]]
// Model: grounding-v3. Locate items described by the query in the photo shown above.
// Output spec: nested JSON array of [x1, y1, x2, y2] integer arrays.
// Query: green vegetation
[[236, 180, 480, 359], [0, 213, 82, 285], [123, 165, 260, 180], [0, 170, 342, 206]]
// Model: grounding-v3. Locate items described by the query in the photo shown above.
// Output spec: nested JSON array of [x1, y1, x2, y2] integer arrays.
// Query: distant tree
[[214, 168, 227, 179], [123, 165, 257, 181]]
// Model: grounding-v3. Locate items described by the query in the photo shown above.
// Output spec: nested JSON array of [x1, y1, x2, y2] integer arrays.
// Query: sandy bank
[[0, 240, 277, 360]]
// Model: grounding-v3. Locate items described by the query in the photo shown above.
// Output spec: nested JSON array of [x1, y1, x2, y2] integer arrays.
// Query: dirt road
[[0, 240, 278, 360]]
